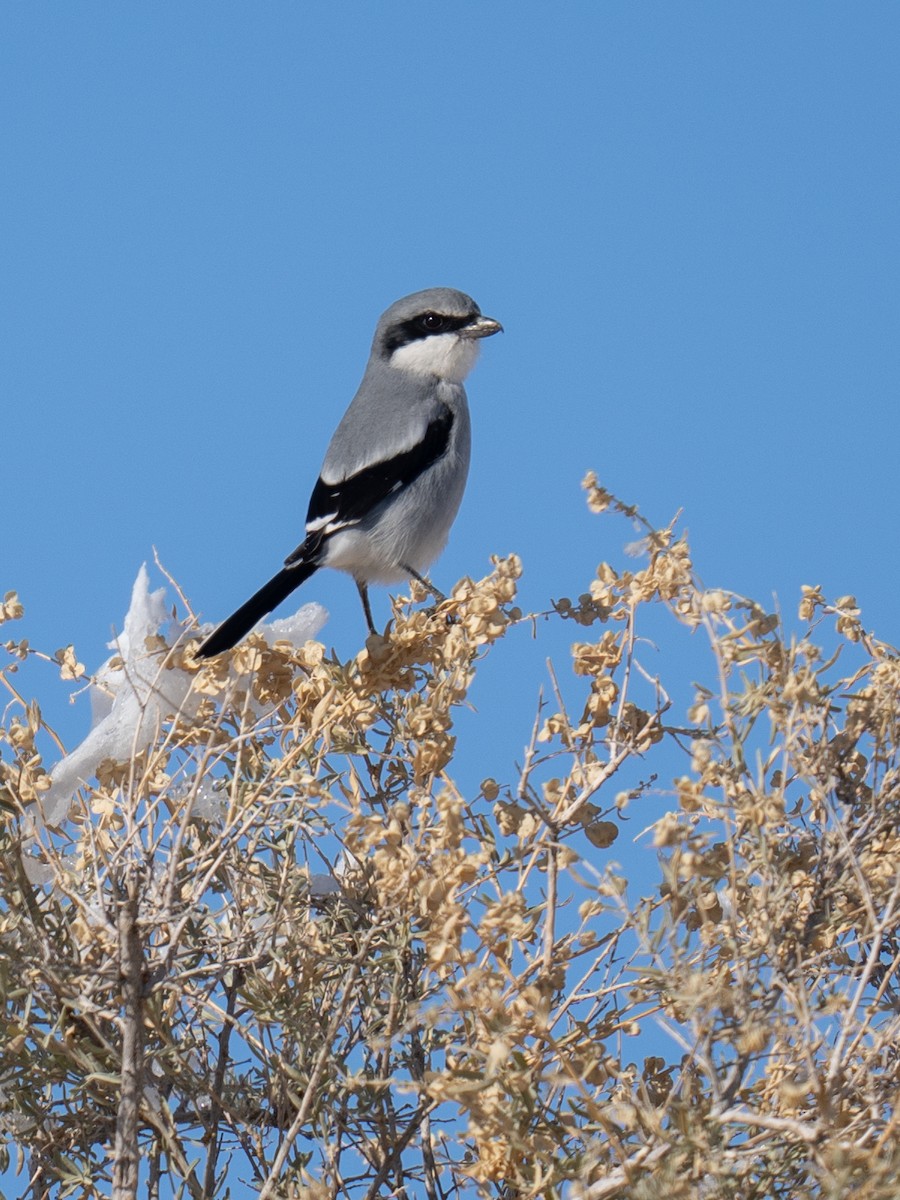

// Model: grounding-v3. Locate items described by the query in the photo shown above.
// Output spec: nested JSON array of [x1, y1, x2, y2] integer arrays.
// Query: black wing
[[285, 406, 453, 567]]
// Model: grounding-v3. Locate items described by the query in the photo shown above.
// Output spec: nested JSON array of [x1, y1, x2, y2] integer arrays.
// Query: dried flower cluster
[[1, 485, 899, 1200]]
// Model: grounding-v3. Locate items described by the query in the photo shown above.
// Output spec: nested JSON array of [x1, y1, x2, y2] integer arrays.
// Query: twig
[[111, 874, 144, 1200], [257, 926, 380, 1199], [202, 967, 243, 1198]]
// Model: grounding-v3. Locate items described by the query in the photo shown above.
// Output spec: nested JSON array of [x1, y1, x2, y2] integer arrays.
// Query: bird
[[195, 287, 502, 659]]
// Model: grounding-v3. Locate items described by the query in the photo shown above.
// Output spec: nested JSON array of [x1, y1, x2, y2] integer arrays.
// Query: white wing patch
[[307, 511, 362, 536], [306, 512, 337, 533]]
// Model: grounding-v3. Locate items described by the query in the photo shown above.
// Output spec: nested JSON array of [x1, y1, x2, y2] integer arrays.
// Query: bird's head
[[374, 288, 502, 383]]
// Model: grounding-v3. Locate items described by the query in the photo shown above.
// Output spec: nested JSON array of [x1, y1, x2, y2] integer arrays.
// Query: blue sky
[[4, 6, 899, 791]]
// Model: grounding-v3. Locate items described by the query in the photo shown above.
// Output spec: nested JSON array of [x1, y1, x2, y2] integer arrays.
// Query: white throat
[[389, 333, 480, 383]]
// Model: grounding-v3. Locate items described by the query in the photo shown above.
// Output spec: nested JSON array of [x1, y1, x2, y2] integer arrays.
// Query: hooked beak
[[462, 314, 503, 339]]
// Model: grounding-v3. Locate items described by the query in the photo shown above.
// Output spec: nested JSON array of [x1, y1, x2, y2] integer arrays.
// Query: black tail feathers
[[194, 562, 318, 659]]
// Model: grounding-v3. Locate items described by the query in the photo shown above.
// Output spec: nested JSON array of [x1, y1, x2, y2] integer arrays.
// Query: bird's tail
[[194, 562, 318, 659]]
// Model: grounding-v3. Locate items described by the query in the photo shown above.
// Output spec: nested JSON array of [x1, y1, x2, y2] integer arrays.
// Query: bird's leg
[[401, 564, 447, 605], [356, 580, 377, 636]]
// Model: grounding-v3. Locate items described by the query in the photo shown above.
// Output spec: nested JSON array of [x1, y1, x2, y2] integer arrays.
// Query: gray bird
[[196, 288, 502, 658]]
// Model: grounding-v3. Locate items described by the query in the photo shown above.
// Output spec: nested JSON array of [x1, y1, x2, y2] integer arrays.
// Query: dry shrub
[[1, 477, 899, 1200]]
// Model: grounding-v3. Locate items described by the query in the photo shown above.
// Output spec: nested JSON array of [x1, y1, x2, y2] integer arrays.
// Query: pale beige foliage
[[1, 489, 899, 1200]]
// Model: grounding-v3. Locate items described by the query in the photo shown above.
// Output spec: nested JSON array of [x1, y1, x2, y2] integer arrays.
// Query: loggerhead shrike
[[195, 288, 502, 658]]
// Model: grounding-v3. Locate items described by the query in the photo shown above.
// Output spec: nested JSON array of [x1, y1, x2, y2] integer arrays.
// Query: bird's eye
[[420, 312, 446, 332]]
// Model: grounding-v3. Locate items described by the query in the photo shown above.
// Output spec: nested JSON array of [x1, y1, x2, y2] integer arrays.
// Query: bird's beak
[[462, 315, 503, 339]]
